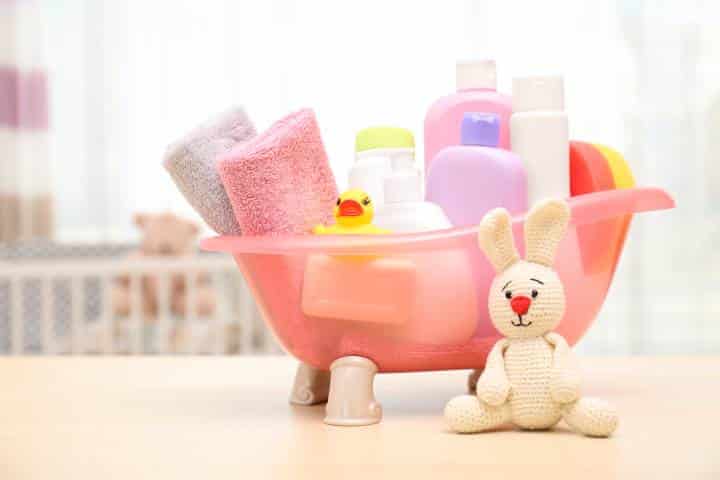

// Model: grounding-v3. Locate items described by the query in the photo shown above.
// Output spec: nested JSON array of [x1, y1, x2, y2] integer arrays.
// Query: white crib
[[0, 242, 280, 355]]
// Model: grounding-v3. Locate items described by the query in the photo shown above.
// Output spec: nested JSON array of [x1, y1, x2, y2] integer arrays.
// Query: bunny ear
[[477, 208, 520, 273], [524, 198, 570, 267]]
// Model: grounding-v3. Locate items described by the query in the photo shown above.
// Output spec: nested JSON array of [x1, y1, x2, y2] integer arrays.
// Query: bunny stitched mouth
[[511, 315, 532, 327]]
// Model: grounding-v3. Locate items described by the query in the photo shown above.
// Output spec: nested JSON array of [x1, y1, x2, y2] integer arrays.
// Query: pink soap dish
[[301, 255, 417, 327], [202, 187, 674, 373]]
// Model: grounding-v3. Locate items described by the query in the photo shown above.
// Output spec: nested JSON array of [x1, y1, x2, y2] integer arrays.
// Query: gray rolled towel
[[163, 107, 256, 235]]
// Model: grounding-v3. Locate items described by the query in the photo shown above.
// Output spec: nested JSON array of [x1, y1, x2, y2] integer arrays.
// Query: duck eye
[[531, 289, 538, 299], [336, 198, 341, 206], [505, 290, 512, 299], [361, 197, 371, 206]]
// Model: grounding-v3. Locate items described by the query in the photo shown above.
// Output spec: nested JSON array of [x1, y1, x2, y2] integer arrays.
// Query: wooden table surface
[[0, 356, 717, 480]]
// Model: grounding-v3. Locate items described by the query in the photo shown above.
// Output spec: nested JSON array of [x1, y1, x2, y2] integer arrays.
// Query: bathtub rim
[[202, 187, 674, 256]]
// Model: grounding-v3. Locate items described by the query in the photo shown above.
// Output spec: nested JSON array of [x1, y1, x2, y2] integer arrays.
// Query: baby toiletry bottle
[[374, 170, 452, 233], [423, 60, 511, 175], [426, 113, 527, 227], [350, 127, 415, 206], [510, 75, 569, 203]]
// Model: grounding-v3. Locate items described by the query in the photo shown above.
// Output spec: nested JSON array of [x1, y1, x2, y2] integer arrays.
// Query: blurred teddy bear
[[112, 212, 216, 320]]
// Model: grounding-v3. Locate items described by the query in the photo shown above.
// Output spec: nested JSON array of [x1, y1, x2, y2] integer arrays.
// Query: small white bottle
[[374, 170, 452, 233], [349, 127, 415, 206], [510, 76, 569, 203]]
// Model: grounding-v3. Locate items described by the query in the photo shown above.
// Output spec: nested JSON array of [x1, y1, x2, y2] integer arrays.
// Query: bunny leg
[[444, 395, 510, 433], [562, 397, 618, 437]]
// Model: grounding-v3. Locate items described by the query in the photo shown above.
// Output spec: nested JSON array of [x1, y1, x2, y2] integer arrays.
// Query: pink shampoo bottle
[[423, 60, 511, 175], [426, 113, 527, 227]]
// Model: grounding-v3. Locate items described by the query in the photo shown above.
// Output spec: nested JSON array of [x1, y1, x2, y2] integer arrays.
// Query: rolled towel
[[163, 107, 256, 235], [218, 108, 338, 235]]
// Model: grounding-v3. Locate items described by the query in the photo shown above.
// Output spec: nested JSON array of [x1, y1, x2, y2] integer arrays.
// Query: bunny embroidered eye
[[531, 289, 538, 298], [505, 290, 512, 299]]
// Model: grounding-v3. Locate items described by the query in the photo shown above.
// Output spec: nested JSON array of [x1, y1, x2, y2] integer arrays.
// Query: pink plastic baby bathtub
[[203, 187, 674, 373]]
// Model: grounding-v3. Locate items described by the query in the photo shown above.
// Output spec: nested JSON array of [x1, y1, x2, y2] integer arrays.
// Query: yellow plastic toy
[[313, 189, 391, 235], [593, 144, 636, 189]]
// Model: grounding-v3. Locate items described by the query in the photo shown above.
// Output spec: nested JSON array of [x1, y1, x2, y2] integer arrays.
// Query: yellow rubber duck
[[313, 189, 391, 235]]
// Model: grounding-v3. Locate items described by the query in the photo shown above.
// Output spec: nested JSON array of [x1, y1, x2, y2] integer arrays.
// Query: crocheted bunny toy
[[444, 199, 618, 437]]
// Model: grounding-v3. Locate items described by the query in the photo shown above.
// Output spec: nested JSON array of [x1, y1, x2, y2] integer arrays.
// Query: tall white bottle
[[510, 76, 569, 203]]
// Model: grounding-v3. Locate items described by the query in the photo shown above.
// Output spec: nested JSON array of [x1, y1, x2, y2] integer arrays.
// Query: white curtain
[[0, 0, 51, 242], [43, 0, 637, 237], [40, 0, 720, 353]]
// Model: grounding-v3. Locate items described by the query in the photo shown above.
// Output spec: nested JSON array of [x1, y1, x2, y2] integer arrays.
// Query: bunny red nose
[[510, 296, 531, 315]]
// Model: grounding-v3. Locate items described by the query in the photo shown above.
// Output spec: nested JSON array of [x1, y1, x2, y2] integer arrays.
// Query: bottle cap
[[512, 75, 565, 112], [384, 171, 423, 204], [461, 112, 500, 147], [355, 126, 415, 153], [456, 60, 497, 91]]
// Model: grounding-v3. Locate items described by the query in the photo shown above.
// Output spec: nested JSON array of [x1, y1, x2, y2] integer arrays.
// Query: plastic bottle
[[374, 170, 452, 233], [423, 60, 511, 175], [426, 113, 527, 227], [350, 127, 415, 206], [510, 75, 569, 203]]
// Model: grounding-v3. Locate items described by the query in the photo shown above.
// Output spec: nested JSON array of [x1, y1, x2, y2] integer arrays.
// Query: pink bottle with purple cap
[[426, 112, 527, 227]]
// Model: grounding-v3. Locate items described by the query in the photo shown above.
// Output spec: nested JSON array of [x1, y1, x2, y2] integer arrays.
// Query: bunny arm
[[476, 338, 511, 406], [545, 332, 581, 404]]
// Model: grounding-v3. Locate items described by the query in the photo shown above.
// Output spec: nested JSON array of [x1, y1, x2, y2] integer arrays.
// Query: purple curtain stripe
[[0, 66, 48, 130], [0, 0, 33, 7]]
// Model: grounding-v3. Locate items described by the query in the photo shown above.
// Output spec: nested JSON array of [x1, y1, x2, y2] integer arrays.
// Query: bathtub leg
[[467, 368, 483, 394], [289, 362, 330, 406], [324, 356, 382, 426]]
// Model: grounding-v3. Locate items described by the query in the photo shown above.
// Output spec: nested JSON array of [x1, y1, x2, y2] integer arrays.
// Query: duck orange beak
[[338, 199, 363, 217]]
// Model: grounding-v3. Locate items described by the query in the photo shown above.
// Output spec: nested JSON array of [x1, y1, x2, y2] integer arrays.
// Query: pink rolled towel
[[217, 109, 338, 236]]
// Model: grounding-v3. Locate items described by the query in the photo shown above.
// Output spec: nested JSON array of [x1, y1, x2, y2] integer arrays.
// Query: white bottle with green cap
[[351, 127, 416, 206]]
